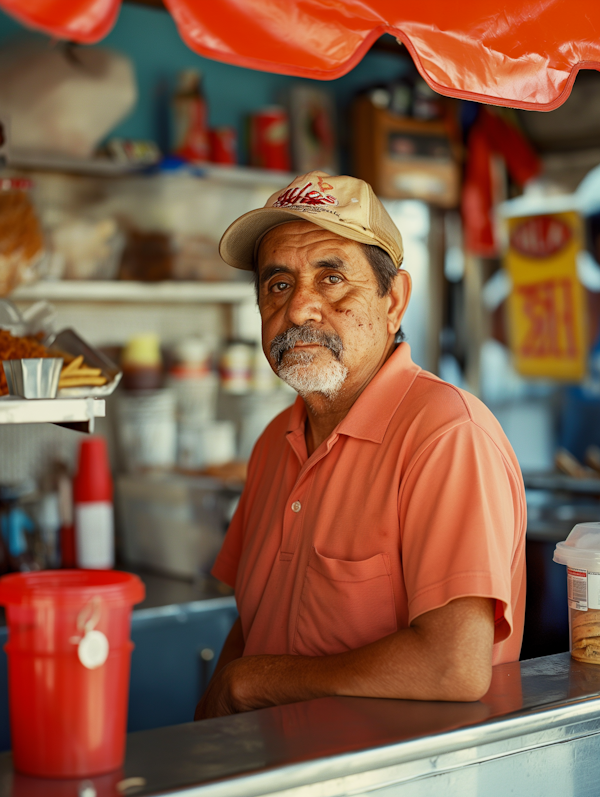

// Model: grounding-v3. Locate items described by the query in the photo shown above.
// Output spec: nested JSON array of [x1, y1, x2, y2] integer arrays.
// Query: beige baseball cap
[[219, 171, 404, 271]]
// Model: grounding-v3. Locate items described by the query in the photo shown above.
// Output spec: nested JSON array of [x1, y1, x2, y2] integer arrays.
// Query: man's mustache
[[269, 326, 344, 366]]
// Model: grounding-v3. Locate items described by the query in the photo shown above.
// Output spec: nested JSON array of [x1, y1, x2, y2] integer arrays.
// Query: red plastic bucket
[[0, 570, 145, 778]]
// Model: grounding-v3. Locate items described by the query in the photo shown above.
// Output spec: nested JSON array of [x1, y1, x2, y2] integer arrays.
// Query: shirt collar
[[285, 343, 421, 445]]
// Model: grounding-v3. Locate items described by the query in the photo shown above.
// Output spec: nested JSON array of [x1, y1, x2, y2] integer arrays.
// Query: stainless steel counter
[[1, 653, 600, 796]]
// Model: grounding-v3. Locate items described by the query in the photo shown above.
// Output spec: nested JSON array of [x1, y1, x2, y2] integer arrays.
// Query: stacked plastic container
[[0, 570, 144, 777], [554, 522, 600, 664]]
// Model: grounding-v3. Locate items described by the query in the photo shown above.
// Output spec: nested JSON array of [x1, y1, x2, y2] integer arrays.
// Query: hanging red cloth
[[1, 0, 599, 111], [462, 109, 541, 256]]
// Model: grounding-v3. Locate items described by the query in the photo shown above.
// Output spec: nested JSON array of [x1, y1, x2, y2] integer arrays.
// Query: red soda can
[[249, 107, 290, 171], [209, 127, 237, 165]]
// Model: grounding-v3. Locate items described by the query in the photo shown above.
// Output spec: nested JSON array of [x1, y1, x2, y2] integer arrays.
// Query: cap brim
[[219, 206, 382, 270]]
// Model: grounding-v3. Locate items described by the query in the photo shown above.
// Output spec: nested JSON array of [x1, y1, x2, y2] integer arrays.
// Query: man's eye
[[271, 281, 290, 293], [325, 274, 343, 284]]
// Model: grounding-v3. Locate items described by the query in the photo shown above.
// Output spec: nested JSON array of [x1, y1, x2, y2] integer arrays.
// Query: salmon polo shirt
[[212, 343, 527, 666]]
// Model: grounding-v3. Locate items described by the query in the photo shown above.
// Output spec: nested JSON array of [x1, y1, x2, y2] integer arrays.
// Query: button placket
[[280, 470, 316, 558], [280, 435, 340, 559]]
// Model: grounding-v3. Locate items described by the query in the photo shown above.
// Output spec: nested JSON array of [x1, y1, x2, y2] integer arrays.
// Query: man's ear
[[387, 270, 412, 335]]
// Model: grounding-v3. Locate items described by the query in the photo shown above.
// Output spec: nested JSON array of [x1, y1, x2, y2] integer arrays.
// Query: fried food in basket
[[58, 355, 107, 388], [571, 608, 600, 664], [0, 329, 50, 395], [0, 329, 107, 394]]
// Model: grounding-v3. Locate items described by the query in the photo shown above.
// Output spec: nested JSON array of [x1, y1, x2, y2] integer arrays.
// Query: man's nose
[[285, 282, 323, 327]]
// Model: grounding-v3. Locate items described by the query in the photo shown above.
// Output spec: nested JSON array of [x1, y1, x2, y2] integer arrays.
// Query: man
[[195, 172, 526, 720]]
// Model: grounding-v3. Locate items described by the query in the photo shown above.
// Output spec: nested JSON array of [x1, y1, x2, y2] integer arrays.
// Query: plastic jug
[[0, 570, 145, 777]]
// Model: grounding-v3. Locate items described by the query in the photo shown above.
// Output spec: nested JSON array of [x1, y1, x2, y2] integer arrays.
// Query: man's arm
[[194, 596, 494, 720], [206, 617, 244, 680]]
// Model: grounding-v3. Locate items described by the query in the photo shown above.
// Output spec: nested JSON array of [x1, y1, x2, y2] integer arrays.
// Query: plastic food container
[[554, 522, 600, 664], [0, 570, 145, 777], [0, 177, 46, 297], [3, 357, 63, 398]]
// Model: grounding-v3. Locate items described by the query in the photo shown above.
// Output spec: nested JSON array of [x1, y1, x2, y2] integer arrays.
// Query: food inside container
[[0, 177, 46, 296], [46, 328, 122, 397], [0, 328, 52, 396], [47, 215, 124, 281], [0, 318, 122, 399], [554, 522, 600, 664]]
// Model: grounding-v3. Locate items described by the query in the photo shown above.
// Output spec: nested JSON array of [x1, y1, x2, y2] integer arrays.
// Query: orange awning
[[1, 0, 600, 111]]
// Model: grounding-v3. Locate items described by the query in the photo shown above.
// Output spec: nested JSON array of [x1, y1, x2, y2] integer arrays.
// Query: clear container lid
[[554, 522, 600, 570], [172, 336, 209, 366]]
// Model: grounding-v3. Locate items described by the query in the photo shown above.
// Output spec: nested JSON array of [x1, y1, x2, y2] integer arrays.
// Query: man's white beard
[[277, 349, 348, 399]]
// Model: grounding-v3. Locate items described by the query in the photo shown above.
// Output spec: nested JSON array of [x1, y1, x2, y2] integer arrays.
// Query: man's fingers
[[194, 678, 236, 720]]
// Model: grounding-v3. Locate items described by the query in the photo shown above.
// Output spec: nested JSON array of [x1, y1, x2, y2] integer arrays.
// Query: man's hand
[[194, 655, 305, 720], [194, 658, 246, 720]]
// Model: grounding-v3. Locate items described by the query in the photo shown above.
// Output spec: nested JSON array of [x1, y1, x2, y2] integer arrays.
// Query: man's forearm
[[226, 597, 494, 714], [212, 617, 244, 677]]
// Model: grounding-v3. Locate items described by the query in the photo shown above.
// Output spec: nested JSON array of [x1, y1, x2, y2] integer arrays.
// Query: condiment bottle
[[73, 437, 114, 570], [220, 340, 255, 395], [0, 483, 37, 573], [168, 336, 217, 420], [57, 466, 76, 568], [172, 69, 210, 163], [121, 333, 163, 391], [37, 492, 61, 569]]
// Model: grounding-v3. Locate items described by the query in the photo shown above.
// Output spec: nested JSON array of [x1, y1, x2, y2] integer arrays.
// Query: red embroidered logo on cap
[[273, 181, 338, 209]]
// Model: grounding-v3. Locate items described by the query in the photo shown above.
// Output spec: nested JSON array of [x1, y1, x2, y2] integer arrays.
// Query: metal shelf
[[7, 152, 295, 185], [6, 150, 148, 176], [11, 280, 256, 304], [0, 396, 105, 432], [196, 163, 295, 186]]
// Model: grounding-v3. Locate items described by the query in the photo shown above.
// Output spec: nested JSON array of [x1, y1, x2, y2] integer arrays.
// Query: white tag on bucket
[[78, 629, 109, 670]]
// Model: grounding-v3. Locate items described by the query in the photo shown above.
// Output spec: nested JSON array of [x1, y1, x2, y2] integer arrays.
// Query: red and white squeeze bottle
[[73, 437, 114, 570]]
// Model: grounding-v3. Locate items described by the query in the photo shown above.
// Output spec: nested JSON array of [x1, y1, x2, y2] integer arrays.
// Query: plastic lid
[[121, 333, 162, 367], [554, 522, 600, 570], [0, 570, 145, 607], [172, 337, 209, 365]]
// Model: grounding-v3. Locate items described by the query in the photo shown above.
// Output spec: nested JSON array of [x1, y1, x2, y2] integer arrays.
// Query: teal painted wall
[[0, 4, 408, 163]]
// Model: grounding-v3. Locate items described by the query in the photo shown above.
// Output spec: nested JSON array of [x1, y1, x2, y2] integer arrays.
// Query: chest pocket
[[293, 547, 397, 656]]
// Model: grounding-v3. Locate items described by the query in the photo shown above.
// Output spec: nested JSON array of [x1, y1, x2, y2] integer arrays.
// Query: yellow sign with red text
[[505, 211, 588, 381]]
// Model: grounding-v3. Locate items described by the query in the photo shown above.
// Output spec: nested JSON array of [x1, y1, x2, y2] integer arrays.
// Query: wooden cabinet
[[352, 96, 461, 208]]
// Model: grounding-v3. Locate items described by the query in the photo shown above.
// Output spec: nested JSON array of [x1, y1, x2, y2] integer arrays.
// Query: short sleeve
[[399, 420, 522, 645]]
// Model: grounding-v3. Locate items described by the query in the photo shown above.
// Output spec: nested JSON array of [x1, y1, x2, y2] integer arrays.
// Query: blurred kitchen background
[[1, 0, 600, 681]]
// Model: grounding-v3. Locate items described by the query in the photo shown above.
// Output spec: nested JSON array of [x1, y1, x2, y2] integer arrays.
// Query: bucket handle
[[69, 596, 102, 644], [69, 596, 110, 670]]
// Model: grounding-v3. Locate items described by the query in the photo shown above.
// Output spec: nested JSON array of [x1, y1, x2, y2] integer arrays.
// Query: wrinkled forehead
[[257, 220, 361, 267]]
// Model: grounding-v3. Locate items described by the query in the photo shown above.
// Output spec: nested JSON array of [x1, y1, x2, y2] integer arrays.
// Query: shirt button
[[291, 501, 302, 513]]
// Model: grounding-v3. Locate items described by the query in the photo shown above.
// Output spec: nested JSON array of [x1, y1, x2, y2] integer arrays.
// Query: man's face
[[256, 220, 410, 402]]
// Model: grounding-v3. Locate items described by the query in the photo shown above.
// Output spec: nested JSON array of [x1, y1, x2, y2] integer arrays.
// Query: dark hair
[[252, 240, 405, 342], [361, 244, 398, 297], [361, 244, 405, 343]]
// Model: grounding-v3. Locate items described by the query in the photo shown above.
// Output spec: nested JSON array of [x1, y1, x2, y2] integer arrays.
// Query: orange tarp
[[1, 0, 600, 110]]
